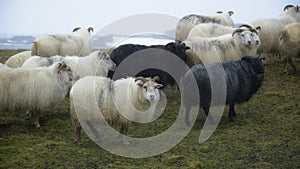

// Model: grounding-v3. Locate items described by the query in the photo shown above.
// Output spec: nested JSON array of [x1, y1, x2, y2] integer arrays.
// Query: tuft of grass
[[0, 50, 300, 168]]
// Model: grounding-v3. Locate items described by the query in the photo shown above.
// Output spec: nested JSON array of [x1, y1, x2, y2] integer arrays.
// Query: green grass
[[0, 50, 300, 168]]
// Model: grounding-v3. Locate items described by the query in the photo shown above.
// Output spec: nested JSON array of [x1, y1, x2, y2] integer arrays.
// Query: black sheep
[[108, 42, 190, 86], [183, 56, 264, 125]]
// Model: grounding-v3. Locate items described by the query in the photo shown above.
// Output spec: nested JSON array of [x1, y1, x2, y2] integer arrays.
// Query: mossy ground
[[0, 50, 299, 168]]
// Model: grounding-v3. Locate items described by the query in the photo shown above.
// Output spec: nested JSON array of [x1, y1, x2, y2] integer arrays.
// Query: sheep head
[[135, 76, 163, 101]]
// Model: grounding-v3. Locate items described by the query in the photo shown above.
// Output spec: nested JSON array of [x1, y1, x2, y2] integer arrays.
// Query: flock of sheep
[[0, 4, 299, 145]]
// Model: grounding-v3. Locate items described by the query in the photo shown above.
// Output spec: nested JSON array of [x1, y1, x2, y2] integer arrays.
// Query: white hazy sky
[[0, 0, 298, 35]]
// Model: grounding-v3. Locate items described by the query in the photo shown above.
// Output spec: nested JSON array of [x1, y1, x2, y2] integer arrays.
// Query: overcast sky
[[0, 0, 298, 35]]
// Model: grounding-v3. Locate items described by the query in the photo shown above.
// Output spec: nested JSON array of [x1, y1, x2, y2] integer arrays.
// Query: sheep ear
[[155, 83, 163, 89], [256, 26, 261, 32], [216, 11, 223, 14], [241, 56, 252, 62], [152, 76, 160, 82], [88, 27, 94, 33], [228, 11, 234, 16], [57, 62, 67, 73]]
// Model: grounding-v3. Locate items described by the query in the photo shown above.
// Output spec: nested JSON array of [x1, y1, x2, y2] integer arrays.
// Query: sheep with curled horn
[[32, 27, 94, 57], [250, 4, 300, 57], [70, 76, 163, 145], [183, 27, 260, 67]]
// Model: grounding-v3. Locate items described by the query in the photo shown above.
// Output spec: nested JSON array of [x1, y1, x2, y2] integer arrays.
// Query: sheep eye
[[143, 86, 147, 90], [241, 34, 245, 38]]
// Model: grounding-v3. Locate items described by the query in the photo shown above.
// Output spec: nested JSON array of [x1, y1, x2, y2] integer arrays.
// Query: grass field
[[0, 50, 299, 168]]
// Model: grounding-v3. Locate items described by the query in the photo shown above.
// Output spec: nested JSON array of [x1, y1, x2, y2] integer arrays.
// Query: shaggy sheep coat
[[31, 27, 93, 57], [176, 11, 234, 43], [279, 23, 300, 73], [0, 62, 79, 127], [183, 56, 264, 125], [70, 76, 163, 145], [5, 51, 32, 68]]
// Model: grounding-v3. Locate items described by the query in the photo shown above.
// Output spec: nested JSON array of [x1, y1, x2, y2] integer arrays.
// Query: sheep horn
[[239, 24, 253, 29], [152, 76, 160, 82], [73, 27, 81, 32], [249, 28, 258, 34], [297, 5, 300, 12], [283, 4, 294, 11], [232, 29, 244, 36], [135, 77, 147, 83], [88, 27, 94, 33]]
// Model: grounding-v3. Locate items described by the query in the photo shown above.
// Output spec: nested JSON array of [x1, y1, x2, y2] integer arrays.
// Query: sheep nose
[[247, 41, 252, 45], [149, 94, 155, 100]]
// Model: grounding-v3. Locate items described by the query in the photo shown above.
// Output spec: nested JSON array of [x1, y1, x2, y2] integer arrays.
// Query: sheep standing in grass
[[176, 11, 234, 43], [70, 76, 163, 145], [0, 62, 79, 128], [183, 56, 264, 125], [279, 23, 300, 73], [22, 50, 116, 78], [32, 27, 94, 57], [183, 28, 260, 67], [5, 51, 32, 68], [250, 5, 300, 56]]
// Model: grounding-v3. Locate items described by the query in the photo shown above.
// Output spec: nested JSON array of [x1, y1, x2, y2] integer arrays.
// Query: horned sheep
[[31, 27, 94, 57], [22, 50, 116, 78], [250, 4, 300, 56], [279, 23, 300, 73], [0, 62, 79, 128], [175, 11, 234, 43], [183, 28, 260, 67], [70, 76, 163, 145], [5, 51, 32, 68]]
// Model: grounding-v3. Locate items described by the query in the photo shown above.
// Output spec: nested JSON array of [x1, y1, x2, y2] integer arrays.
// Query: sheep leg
[[86, 120, 102, 142], [120, 123, 129, 145], [203, 106, 216, 125], [288, 57, 297, 72], [185, 106, 191, 127], [228, 104, 236, 122], [283, 57, 289, 73], [75, 126, 82, 146], [34, 111, 41, 128]]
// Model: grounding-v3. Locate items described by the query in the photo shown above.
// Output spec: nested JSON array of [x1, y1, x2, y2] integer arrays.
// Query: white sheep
[[250, 4, 300, 56], [175, 11, 234, 43], [0, 62, 79, 128], [188, 23, 261, 49], [183, 28, 260, 67], [31, 27, 94, 57], [70, 76, 163, 145], [5, 51, 32, 68], [279, 23, 300, 73], [22, 50, 116, 78]]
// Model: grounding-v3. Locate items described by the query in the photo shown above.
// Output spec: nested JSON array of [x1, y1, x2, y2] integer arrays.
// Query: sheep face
[[241, 56, 264, 75], [233, 29, 253, 48], [97, 51, 116, 71], [57, 62, 80, 82], [135, 76, 163, 102]]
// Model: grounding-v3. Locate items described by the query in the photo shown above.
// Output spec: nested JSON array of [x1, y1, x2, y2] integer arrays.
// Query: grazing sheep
[[250, 4, 300, 56], [0, 62, 79, 128], [279, 23, 300, 73], [176, 11, 234, 43], [70, 76, 163, 145], [32, 27, 94, 57], [183, 28, 260, 67], [5, 51, 32, 68], [183, 56, 264, 125], [22, 50, 116, 78], [108, 42, 190, 86]]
